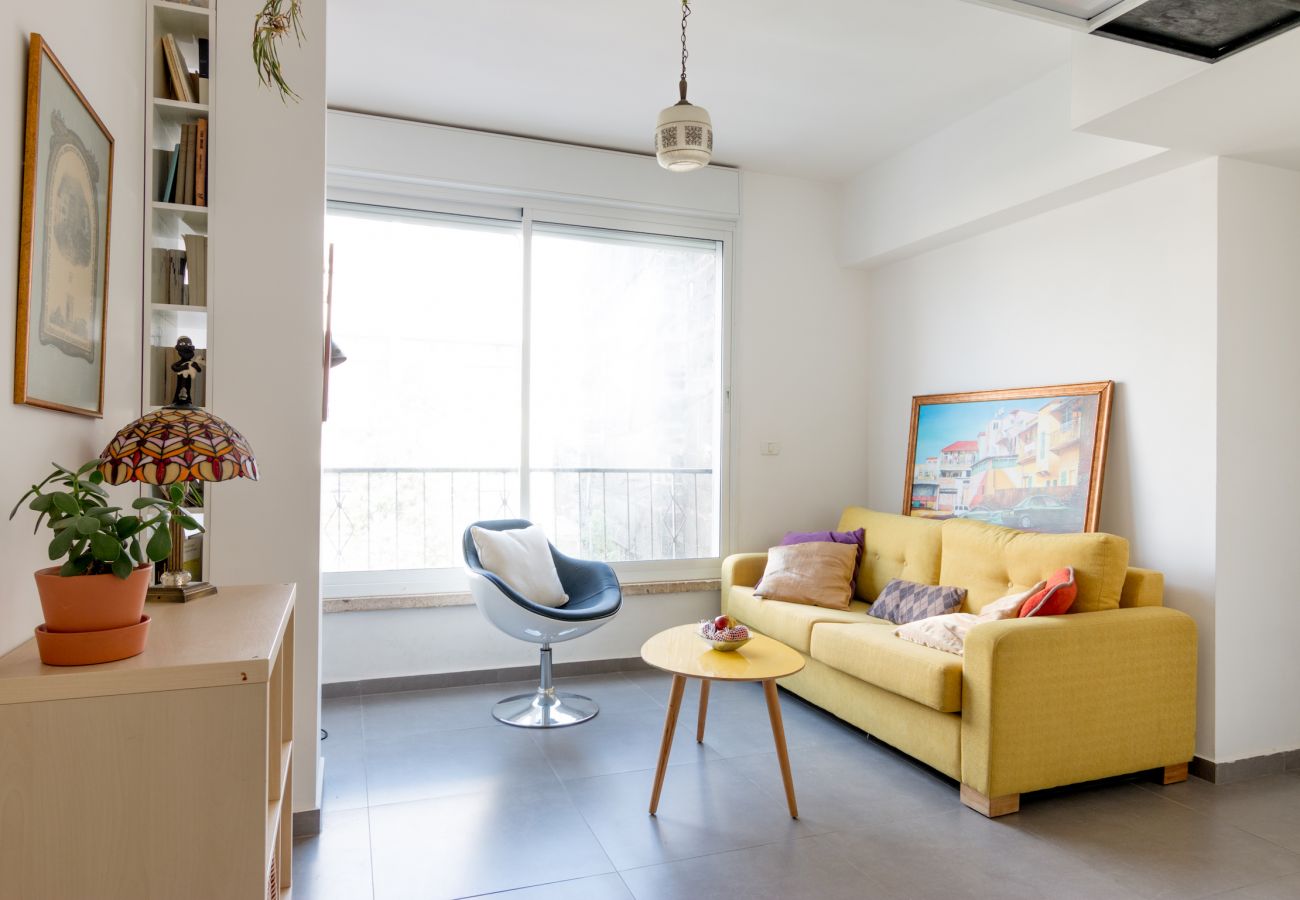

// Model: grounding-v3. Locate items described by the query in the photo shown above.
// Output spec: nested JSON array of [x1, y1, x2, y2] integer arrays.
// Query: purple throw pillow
[[779, 527, 865, 594]]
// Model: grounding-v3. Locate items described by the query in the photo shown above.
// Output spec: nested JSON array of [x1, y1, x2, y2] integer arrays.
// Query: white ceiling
[[326, 0, 1071, 181]]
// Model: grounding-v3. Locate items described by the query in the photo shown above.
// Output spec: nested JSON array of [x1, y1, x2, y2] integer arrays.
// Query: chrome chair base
[[492, 689, 599, 728]]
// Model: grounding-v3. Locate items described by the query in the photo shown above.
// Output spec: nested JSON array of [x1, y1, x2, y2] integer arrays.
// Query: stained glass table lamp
[[97, 336, 258, 601]]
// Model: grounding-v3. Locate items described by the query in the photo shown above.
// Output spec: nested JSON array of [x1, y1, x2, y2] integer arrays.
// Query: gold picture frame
[[902, 381, 1114, 533], [14, 34, 115, 417]]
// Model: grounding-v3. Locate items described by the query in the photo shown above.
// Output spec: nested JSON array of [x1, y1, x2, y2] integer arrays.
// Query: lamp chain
[[680, 0, 691, 84]]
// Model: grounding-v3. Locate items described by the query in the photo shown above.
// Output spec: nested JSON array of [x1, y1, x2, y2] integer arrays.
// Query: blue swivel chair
[[463, 519, 622, 727]]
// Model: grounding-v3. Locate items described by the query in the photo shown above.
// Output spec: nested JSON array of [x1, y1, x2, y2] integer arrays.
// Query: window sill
[[322, 578, 722, 614]]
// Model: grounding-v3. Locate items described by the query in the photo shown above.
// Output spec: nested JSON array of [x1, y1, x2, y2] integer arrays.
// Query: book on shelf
[[195, 118, 208, 207], [169, 249, 186, 305], [150, 248, 188, 305], [150, 242, 209, 306], [182, 234, 208, 307], [161, 142, 181, 202], [153, 148, 174, 202], [161, 34, 195, 103], [179, 123, 194, 205], [196, 35, 210, 105], [151, 249, 169, 305], [181, 535, 204, 581]]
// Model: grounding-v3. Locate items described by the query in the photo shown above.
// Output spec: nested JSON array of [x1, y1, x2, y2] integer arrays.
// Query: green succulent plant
[[9, 460, 204, 580]]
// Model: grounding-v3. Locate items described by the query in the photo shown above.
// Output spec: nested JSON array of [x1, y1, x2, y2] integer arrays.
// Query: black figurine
[[170, 335, 203, 407]]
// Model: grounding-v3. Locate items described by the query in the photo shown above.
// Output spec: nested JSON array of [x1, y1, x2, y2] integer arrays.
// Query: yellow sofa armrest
[[722, 552, 768, 594], [1121, 567, 1164, 608], [961, 607, 1197, 798]]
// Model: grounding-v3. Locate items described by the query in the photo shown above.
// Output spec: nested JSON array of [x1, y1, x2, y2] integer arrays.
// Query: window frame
[[321, 190, 734, 599]]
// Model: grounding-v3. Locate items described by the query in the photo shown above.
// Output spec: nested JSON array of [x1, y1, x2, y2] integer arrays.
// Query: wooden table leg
[[650, 674, 687, 815], [762, 679, 798, 819], [697, 679, 710, 744]]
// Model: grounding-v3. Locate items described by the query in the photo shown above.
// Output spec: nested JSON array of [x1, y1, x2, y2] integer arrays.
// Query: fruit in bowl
[[698, 615, 751, 651]]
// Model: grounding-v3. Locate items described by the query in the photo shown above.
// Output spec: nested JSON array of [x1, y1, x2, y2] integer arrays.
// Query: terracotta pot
[[34, 615, 151, 666], [34, 564, 152, 634]]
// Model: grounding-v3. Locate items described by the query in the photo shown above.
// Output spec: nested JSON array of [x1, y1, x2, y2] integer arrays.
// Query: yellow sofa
[[722, 507, 1197, 817]]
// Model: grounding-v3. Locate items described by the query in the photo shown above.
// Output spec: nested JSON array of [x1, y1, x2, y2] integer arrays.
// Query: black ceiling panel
[[1096, 0, 1300, 62]]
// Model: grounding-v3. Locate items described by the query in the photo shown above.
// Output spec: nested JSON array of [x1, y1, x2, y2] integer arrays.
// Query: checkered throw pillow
[[870, 578, 966, 625]]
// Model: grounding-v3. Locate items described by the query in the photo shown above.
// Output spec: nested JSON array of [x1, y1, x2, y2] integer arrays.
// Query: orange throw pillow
[[1019, 567, 1077, 617]]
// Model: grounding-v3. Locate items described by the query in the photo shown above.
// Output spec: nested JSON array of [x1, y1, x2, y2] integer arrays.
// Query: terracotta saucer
[[35, 615, 151, 666]]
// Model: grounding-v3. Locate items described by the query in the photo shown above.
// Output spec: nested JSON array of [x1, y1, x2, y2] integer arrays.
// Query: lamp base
[[147, 581, 218, 603]]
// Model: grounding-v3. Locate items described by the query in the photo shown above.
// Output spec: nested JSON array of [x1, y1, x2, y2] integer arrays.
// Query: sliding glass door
[[322, 203, 725, 595]]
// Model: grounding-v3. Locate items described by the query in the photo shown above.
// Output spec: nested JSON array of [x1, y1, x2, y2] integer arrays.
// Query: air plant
[[252, 0, 304, 102]]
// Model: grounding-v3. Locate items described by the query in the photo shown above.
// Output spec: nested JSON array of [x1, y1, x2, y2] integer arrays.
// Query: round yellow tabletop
[[640, 624, 805, 682]]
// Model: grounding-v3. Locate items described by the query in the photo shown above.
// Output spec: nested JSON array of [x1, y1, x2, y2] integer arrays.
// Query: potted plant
[[9, 460, 202, 664]]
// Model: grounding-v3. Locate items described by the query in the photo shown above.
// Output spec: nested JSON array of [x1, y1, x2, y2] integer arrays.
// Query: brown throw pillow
[[754, 541, 858, 610]]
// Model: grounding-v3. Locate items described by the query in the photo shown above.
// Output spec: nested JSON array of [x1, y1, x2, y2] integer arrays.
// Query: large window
[[322, 204, 726, 595]]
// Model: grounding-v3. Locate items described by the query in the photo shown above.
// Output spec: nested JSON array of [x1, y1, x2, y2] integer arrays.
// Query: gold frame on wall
[[902, 381, 1115, 533], [14, 34, 115, 418]]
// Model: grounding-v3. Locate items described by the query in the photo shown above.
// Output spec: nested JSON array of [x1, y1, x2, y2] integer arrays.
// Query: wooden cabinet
[[0, 584, 296, 900]]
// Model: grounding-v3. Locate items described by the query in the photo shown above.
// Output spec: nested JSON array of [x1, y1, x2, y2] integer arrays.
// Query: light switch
[[760, 441, 781, 456]]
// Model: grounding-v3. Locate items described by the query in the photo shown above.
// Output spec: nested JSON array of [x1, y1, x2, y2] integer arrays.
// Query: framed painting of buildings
[[14, 34, 114, 417], [902, 381, 1114, 533]]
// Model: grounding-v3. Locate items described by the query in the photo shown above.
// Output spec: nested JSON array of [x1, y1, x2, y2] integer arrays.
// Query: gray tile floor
[[295, 670, 1300, 900]]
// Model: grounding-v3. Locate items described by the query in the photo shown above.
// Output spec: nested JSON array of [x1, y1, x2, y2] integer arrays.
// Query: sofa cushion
[[754, 541, 859, 610], [894, 583, 1042, 655], [836, 507, 943, 602], [726, 586, 876, 654], [1019, 567, 1077, 618], [811, 622, 964, 713], [869, 578, 965, 625], [939, 518, 1129, 614], [779, 527, 865, 593]]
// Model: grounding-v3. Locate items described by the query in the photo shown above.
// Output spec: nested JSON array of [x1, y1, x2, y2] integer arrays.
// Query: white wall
[[328, 110, 740, 220], [206, 0, 326, 812], [325, 593, 717, 683], [321, 161, 872, 684], [732, 171, 873, 549], [1073, 28, 1300, 173], [838, 66, 1185, 270], [1214, 159, 1300, 762], [862, 161, 1221, 757], [0, 4, 144, 655], [1068, 32, 1203, 130]]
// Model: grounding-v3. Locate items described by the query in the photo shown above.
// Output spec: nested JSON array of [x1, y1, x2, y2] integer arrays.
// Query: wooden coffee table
[[640, 624, 805, 818]]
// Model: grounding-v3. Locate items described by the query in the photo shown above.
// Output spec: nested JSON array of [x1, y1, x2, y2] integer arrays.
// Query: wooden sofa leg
[[1157, 762, 1189, 785], [960, 783, 1020, 818]]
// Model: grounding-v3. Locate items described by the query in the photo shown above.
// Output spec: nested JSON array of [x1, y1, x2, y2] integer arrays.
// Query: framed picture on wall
[[14, 34, 114, 417], [902, 381, 1114, 533]]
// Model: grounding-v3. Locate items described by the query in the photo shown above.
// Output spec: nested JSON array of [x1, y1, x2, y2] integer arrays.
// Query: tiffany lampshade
[[98, 337, 257, 601]]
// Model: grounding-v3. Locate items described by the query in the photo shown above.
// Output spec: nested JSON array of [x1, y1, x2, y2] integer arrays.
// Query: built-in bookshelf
[[143, 0, 214, 580]]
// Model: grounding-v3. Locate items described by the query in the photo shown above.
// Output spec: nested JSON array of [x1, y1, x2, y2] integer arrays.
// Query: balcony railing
[[321, 466, 716, 573], [1051, 420, 1084, 448]]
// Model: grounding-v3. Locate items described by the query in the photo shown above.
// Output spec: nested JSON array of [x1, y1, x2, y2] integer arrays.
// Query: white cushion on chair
[[470, 525, 569, 608]]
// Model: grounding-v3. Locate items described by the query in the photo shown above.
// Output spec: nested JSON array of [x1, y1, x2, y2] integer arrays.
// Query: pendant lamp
[[655, 0, 712, 172]]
